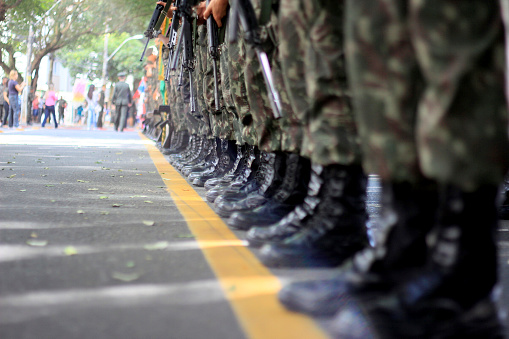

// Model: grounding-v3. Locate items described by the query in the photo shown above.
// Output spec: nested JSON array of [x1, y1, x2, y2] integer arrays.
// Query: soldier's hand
[[195, 1, 207, 25], [203, 0, 228, 27], [156, 1, 176, 18]]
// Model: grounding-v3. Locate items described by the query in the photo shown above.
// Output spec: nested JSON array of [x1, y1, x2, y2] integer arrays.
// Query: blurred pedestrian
[[57, 96, 67, 125], [32, 94, 40, 121], [6, 70, 25, 128], [42, 84, 58, 128], [0, 76, 8, 124], [112, 72, 132, 132], [85, 84, 98, 130]]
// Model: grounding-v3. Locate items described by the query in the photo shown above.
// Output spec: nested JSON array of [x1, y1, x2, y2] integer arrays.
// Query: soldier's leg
[[258, 0, 368, 270], [331, 1, 508, 337]]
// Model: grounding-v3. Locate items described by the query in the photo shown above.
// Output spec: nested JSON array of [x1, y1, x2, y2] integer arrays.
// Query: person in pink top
[[42, 84, 58, 128]]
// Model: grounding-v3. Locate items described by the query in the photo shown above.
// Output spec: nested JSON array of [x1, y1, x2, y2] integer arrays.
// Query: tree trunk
[[48, 53, 55, 87]]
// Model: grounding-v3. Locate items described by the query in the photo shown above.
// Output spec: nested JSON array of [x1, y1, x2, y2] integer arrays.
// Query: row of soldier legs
[[158, 1, 509, 337]]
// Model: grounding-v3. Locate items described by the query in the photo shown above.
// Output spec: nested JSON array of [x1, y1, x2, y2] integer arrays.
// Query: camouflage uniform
[[195, 25, 213, 138], [345, 0, 509, 191], [278, 0, 363, 166], [243, 7, 280, 151], [224, 4, 257, 146], [277, 0, 309, 153]]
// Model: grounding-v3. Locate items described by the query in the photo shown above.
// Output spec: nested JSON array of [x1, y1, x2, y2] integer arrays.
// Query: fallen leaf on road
[[45, 184, 54, 187], [130, 195, 148, 198], [30, 232, 38, 238], [144, 241, 169, 250], [77, 210, 85, 214], [126, 261, 136, 268], [112, 204, 123, 207], [99, 196, 109, 199], [19, 189, 26, 192], [112, 272, 140, 282], [26, 239, 48, 247], [88, 188, 99, 191], [100, 211, 109, 215], [63, 246, 78, 256], [7, 174, 16, 178], [44, 167, 49, 170], [143, 221, 155, 226]]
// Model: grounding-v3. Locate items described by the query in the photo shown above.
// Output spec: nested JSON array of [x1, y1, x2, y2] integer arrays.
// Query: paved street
[[0, 126, 508, 339]]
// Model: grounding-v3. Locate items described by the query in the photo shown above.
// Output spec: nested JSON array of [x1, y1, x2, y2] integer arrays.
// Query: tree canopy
[[0, 0, 155, 87]]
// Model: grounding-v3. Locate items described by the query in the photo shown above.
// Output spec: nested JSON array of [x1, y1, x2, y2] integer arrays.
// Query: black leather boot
[[170, 134, 199, 165], [227, 153, 311, 230], [498, 177, 509, 219], [332, 184, 504, 339], [162, 131, 181, 155], [205, 144, 257, 203], [174, 135, 203, 169], [258, 163, 368, 268], [187, 139, 221, 182], [163, 130, 189, 155], [276, 181, 439, 316], [192, 140, 237, 187], [182, 139, 215, 177], [204, 144, 243, 190], [180, 138, 212, 174], [213, 151, 286, 218]]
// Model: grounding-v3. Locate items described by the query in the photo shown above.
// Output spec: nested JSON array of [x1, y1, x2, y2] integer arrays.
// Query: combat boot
[[192, 140, 237, 187], [246, 163, 326, 248], [161, 131, 181, 155], [332, 184, 504, 339], [180, 138, 212, 173], [204, 144, 244, 190], [276, 181, 439, 316], [227, 153, 311, 230], [187, 139, 221, 182], [213, 151, 286, 218], [498, 178, 509, 219], [163, 130, 189, 155], [205, 145, 257, 203], [182, 139, 215, 176], [170, 134, 199, 166], [174, 135, 203, 169], [258, 164, 368, 268]]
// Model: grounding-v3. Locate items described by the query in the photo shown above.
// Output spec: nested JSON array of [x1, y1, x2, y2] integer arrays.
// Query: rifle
[[229, 0, 282, 119], [206, 0, 222, 114], [140, 0, 173, 62], [164, 0, 182, 80], [169, 0, 197, 112]]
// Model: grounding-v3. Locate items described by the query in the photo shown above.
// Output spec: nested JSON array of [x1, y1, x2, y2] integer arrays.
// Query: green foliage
[[56, 32, 146, 81], [1, 0, 156, 80]]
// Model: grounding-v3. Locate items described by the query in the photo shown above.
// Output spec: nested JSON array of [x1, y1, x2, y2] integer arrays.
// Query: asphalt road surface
[[0, 126, 508, 339]]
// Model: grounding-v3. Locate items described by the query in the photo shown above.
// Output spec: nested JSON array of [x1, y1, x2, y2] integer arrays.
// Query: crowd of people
[[149, 0, 509, 338]]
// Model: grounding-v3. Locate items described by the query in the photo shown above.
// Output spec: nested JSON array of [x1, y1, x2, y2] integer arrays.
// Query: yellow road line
[[141, 133, 329, 339]]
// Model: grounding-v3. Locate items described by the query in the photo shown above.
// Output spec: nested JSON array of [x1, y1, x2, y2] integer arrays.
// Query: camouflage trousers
[[345, 0, 509, 190], [278, 0, 362, 166], [223, 17, 256, 146]]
